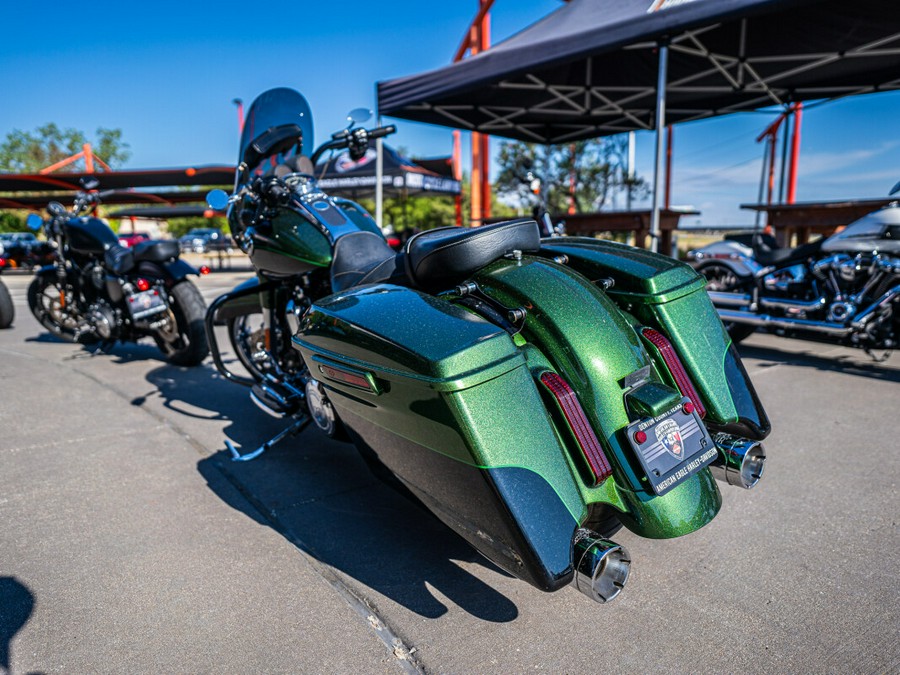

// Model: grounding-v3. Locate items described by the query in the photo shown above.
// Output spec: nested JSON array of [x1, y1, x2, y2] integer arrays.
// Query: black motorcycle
[[689, 204, 900, 358], [25, 181, 209, 365]]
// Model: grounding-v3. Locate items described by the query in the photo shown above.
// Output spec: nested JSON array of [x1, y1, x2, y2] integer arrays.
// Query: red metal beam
[[453, 0, 496, 63], [786, 103, 803, 204]]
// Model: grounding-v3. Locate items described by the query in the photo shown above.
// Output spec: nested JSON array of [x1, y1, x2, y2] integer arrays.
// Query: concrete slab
[[0, 270, 897, 674]]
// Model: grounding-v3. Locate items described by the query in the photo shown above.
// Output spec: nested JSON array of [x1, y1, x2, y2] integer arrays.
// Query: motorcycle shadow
[[25, 333, 172, 365], [141, 360, 520, 622], [737, 341, 900, 383]]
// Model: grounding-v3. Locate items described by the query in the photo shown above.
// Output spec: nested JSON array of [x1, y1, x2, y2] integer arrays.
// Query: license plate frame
[[126, 289, 167, 322], [625, 397, 717, 496]]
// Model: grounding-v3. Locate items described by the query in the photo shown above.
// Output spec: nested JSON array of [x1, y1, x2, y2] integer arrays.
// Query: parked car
[[178, 228, 233, 254], [117, 231, 152, 247], [0, 232, 54, 269]]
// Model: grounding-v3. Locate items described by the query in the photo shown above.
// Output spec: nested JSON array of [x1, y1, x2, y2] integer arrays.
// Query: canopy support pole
[[649, 41, 669, 254], [376, 116, 384, 228]]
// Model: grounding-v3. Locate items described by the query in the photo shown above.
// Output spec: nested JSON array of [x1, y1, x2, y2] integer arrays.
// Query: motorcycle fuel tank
[[63, 217, 119, 255]]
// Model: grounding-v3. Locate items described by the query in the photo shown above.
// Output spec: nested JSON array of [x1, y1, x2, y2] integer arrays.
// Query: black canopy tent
[[378, 0, 900, 249], [313, 141, 461, 200]]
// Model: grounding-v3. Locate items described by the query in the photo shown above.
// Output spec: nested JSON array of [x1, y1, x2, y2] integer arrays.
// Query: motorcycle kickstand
[[864, 348, 892, 363], [225, 413, 311, 462], [70, 340, 114, 359]]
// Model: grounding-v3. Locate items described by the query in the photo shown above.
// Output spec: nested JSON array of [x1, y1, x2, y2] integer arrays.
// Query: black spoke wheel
[[26, 275, 95, 343], [227, 313, 276, 382]]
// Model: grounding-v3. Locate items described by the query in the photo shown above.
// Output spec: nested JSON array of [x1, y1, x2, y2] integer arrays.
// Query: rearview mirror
[[206, 189, 230, 211], [890, 180, 900, 196], [47, 202, 67, 217], [26, 213, 43, 230], [347, 108, 372, 126]]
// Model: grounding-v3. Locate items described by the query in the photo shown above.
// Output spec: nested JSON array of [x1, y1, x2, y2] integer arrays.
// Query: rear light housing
[[540, 371, 613, 485], [640, 327, 706, 418]]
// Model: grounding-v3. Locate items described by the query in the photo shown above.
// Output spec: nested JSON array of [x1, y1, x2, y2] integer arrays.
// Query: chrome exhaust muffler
[[572, 530, 631, 603], [710, 435, 766, 489], [716, 309, 854, 336]]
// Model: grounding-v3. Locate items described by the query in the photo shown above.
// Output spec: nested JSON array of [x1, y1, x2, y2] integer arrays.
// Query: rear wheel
[[698, 262, 757, 344], [155, 281, 209, 366], [0, 280, 13, 329]]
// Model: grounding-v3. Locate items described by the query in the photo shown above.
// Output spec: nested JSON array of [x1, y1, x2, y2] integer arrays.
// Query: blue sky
[[2, 0, 898, 226]]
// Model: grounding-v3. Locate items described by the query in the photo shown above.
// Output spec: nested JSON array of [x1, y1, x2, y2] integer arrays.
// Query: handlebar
[[310, 124, 397, 164]]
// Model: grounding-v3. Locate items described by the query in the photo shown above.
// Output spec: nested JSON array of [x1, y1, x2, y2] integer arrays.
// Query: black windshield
[[239, 88, 314, 167]]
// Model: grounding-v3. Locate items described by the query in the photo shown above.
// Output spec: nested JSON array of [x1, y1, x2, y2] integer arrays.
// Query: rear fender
[[474, 257, 722, 539], [539, 239, 770, 441], [695, 257, 759, 280], [134, 259, 198, 286]]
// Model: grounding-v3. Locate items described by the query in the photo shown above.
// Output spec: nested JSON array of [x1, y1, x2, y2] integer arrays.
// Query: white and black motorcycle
[[689, 202, 900, 359]]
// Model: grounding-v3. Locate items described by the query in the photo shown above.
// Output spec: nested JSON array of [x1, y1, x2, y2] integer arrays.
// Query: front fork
[[205, 279, 312, 461]]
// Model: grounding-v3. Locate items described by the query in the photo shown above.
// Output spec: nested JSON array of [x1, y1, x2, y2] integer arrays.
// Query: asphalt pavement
[[0, 268, 897, 674]]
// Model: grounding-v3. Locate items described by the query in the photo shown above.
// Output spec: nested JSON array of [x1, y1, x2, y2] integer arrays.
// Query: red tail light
[[135, 278, 151, 292], [199, 265, 210, 275], [641, 327, 706, 418], [540, 372, 613, 485]]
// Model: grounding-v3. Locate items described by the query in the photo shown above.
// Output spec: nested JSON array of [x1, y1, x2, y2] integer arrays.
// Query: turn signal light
[[641, 328, 706, 418], [135, 278, 151, 292], [540, 371, 613, 485]]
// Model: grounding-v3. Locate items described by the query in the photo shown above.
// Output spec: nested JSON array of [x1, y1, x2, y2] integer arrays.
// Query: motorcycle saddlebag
[[292, 283, 589, 592]]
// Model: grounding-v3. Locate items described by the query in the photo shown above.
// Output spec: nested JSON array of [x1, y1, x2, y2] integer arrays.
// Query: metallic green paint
[[473, 256, 721, 538], [540, 239, 740, 425], [293, 285, 589, 523], [293, 242, 736, 543], [264, 207, 332, 268]]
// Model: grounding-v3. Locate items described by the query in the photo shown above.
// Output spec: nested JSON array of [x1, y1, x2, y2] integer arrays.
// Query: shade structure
[[106, 205, 223, 219], [377, 0, 900, 144], [313, 141, 460, 200], [0, 166, 234, 193], [0, 189, 217, 211]]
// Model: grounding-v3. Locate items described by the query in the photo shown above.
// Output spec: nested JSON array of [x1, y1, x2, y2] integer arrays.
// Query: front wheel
[[154, 281, 209, 366], [0, 280, 13, 329], [697, 262, 757, 344], [26, 274, 96, 343]]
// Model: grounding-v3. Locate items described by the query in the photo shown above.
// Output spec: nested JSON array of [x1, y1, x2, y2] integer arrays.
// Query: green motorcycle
[[206, 87, 770, 604]]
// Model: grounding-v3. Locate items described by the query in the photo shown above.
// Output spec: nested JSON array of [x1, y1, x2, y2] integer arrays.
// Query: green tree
[[0, 123, 131, 173], [0, 211, 25, 233], [495, 137, 648, 215]]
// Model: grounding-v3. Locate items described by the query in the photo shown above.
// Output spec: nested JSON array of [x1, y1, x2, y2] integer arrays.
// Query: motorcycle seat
[[103, 240, 180, 275], [133, 240, 180, 264], [405, 218, 541, 288], [330, 218, 542, 294], [753, 238, 823, 267], [330, 231, 407, 293]]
